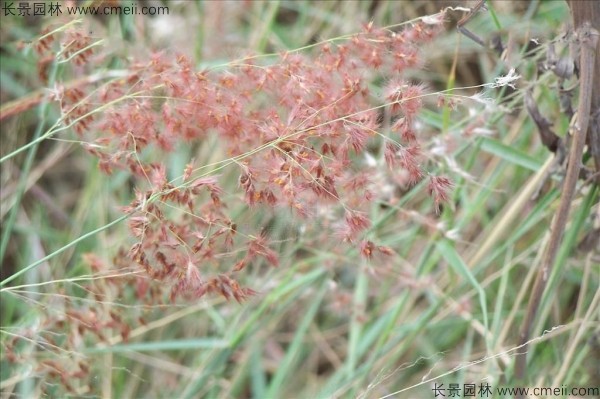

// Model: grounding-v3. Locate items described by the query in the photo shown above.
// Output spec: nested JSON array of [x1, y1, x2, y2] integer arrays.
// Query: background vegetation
[[1, 1, 598, 398]]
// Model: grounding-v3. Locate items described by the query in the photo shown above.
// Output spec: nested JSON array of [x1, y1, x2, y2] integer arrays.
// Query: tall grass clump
[[1, 1, 598, 398]]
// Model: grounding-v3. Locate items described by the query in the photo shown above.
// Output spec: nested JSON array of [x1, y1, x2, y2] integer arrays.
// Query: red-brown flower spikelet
[[384, 143, 423, 185], [247, 234, 280, 268], [428, 175, 453, 213], [384, 79, 426, 120], [360, 240, 395, 260], [345, 210, 371, 238]]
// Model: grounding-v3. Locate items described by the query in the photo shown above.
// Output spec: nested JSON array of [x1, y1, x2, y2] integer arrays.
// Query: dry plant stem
[[569, 0, 600, 184], [120, 351, 195, 377], [468, 155, 554, 269], [514, 23, 598, 385]]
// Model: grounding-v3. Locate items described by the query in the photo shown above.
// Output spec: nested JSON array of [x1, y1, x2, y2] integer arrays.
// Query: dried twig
[[456, 0, 487, 47]]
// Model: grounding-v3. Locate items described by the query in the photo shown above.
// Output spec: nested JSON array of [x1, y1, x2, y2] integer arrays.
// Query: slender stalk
[[0, 213, 130, 287]]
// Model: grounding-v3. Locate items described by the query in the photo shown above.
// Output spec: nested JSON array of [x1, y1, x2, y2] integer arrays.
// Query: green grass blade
[[436, 239, 489, 348], [480, 137, 543, 172], [265, 280, 328, 397]]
